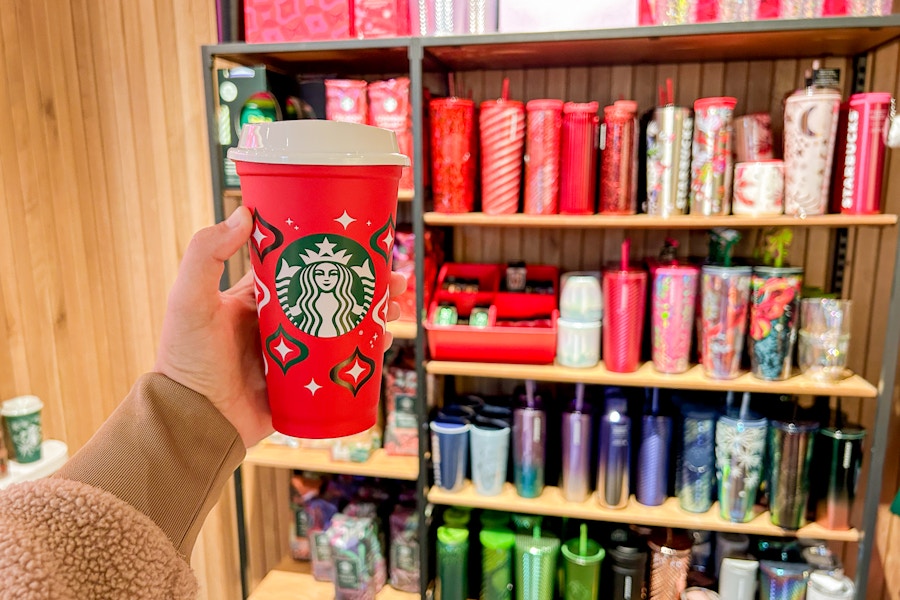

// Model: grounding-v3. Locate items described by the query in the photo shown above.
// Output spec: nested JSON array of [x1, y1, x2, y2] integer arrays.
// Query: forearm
[[53, 373, 246, 557]]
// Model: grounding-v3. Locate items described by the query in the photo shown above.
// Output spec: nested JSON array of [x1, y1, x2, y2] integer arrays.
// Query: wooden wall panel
[[0, 2, 239, 599]]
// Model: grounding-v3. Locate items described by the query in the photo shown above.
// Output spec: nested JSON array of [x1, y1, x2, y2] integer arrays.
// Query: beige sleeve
[[53, 373, 246, 558]]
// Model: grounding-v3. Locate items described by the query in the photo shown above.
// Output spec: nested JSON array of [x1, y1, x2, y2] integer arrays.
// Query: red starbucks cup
[[229, 121, 409, 438]]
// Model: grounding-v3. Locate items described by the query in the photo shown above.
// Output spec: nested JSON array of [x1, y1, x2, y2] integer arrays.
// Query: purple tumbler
[[636, 388, 672, 507], [561, 384, 592, 503], [513, 381, 546, 499]]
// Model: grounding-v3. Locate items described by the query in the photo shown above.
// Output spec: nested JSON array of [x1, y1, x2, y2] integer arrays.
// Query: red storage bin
[[426, 264, 559, 364]]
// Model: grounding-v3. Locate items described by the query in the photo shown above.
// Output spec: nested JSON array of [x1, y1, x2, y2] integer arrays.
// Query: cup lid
[[702, 265, 752, 275], [430, 96, 475, 108], [753, 266, 803, 276], [654, 264, 699, 276], [820, 426, 866, 440], [481, 99, 524, 111], [437, 525, 469, 544], [227, 120, 410, 167], [480, 528, 516, 550], [562, 538, 605, 564], [564, 101, 599, 114], [849, 92, 892, 107], [527, 99, 564, 111], [694, 96, 737, 111], [1, 395, 43, 417]]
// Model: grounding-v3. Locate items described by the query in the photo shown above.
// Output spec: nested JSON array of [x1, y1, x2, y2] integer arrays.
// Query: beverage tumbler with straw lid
[[768, 416, 818, 529], [430, 96, 476, 213], [690, 97, 737, 216], [648, 529, 692, 600], [603, 239, 647, 373], [562, 524, 604, 600], [606, 530, 648, 600], [228, 120, 408, 439], [645, 81, 692, 217], [700, 261, 752, 380], [651, 263, 699, 374], [481, 527, 515, 600], [525, 99, 563, 215], [481, 78, 525, 215], [560, 102, 600, 214], [716, 392, 767, 523], [749, 264, 803, 381], [636, 388, 672, 507], [515, 526, 560, 600], [600, 100, 639, 215], [678, 405, 716, 513], [598, 391, 631, 510], [561, 384, 593, 503], [513, 381, 546, 499], [437, 525, 469, 600]]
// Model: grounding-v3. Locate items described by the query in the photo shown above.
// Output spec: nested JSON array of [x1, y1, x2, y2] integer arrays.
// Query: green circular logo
[[275, 234, 375, 338]]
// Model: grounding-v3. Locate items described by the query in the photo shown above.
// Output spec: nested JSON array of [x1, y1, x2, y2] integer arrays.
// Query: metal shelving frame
[[201, 17, 900, 598]]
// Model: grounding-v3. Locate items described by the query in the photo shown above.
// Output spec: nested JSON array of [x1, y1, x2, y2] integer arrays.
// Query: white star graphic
[[366, 220, 372, 227], [273, 338, 293, 360], [346, 360, 366, 382], [286, 217, 294, 226], [381, 229, 394, 250], [252, 225, 267, 247], [316, 238, 337, 255], [335, 210, 356, 230], [304, 378, 322, 395], [294, 225, 299, 230]]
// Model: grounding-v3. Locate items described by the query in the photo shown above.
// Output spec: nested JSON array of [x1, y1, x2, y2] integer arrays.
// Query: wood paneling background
[[0, 1, 240, 599], [3, 2, 900, 598]]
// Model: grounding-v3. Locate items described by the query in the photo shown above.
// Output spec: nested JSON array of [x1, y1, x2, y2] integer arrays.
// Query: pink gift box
[[355, 0, 411, 38], [499, 0, 638, 32], [244, 0, 352, 43]]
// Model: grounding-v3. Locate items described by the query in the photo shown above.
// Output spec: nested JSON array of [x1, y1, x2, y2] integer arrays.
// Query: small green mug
[[2, 395, 43, 464]]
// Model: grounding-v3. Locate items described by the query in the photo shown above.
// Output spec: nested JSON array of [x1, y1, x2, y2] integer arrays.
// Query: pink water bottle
[[524, 99, 564, 215], [835, 92, 892, 215], [560, 102, 600, 214], [603, 239, 647, 373]]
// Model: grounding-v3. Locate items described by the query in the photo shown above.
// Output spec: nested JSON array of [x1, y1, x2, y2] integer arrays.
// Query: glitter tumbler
[[716, 413, 767, 523], [430, 97, 476, 213], [560, 102, 600, 214], [690, 97, 737, 216], [603, 239, 647, 373], [525, 99, 563, 215], [678, 406, 716, 514], [749, 267, 803, 381], [651, 264, 699, 374], [768, 420, 818, 530], [481, 98, 525, 215], [648, 530, 692, 600], [515, 528, 560, 600], [645, 106, 693, 217], [759, 561, 810, 600], [600, 100, 639, 215], [700, 266, 752, 380]]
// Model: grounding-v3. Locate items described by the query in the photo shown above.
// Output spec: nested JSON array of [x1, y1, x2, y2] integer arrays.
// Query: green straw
[[580, 523, 588, 556]]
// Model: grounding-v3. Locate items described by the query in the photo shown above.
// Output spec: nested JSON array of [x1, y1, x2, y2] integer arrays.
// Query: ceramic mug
[[733, 113, 774, 162], [733, 160, 784, 216]]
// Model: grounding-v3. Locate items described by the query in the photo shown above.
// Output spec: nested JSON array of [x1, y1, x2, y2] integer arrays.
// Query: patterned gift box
[[245, 0, 352, 43]]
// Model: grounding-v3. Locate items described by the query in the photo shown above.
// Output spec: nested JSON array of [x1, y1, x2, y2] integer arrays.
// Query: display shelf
[[205, 38, 414, 73], [428, 482, 860, 542], [421, 17, 900, 69], [249, 556, 417, 600], [424, 212, 899, 229], [388, 319, 418, 340], [425, 360, 878, 397], [245, 445, 418, 480], [223, 188, 414, 202]]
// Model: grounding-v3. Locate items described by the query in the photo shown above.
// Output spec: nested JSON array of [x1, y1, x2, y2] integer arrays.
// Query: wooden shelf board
[[245, 445, 419, 480], [423, 212, 898, 229], [224, 188, 413, 202], [250, 557, 417, 600], [425, 360, 877, 398], [207, 38, 413, 73], [388, 319, 418, 340], [428, 482, 860, 542]]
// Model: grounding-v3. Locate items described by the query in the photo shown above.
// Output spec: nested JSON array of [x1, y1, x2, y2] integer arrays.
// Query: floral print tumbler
[[690, 97, 737, 216], [700, 266, 752, 380], [748, 267, 803, 381]]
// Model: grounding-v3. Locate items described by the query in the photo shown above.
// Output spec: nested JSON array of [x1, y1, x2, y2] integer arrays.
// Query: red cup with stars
[[228, 121, 409, 439]]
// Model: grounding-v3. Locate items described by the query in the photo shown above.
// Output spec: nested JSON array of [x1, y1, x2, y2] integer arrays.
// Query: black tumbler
[[606, 533, 648, 600], [813, 426, 865, 531]]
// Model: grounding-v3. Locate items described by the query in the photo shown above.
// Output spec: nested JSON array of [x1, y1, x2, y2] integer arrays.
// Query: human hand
[[154, 206, 407, 448]]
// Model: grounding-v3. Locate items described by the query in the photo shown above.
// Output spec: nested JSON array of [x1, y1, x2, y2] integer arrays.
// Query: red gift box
[[245, 0, 352, 43], [355, 0, 411, 38]]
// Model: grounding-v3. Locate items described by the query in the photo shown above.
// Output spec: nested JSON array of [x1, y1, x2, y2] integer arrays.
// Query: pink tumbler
[[834, 92, 891, 215], [600, 100, 639, 215], [524, 99, 564, 215], [603, 240, 648, 373], [652, 264, 699, 374], [430, 97, 476, 213], [480, 98, 526, 215], [560, 102, 600, 215]]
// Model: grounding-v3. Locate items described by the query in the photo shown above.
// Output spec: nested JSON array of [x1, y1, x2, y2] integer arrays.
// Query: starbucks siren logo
[[276, 234, 374, 338]]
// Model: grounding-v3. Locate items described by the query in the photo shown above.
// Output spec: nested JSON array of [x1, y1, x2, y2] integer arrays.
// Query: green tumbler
[[515, 526, 560, 600], [561, 524, 604, 600], [2, 395, 43, 464], [481, 527, 515, 600], [438, 526, 469, 600]]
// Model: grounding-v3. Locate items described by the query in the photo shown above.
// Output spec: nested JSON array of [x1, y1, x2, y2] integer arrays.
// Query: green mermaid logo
[[275, 234, 374, 338]]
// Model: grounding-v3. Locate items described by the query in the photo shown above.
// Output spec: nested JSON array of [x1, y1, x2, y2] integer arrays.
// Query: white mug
[[733, 160, 785, 216]]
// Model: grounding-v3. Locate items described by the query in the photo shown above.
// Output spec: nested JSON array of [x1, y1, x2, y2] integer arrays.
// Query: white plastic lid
[[2, 395, 43, 417], [227, 120, 410, 167]]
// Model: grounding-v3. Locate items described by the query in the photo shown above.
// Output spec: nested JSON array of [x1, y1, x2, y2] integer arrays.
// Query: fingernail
[[225, 207, 244, 229]]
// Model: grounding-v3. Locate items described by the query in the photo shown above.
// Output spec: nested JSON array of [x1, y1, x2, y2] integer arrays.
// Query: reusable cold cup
[[648, 530, 692, 600], [600, 101, 639, 215], [431, 421, 471, 493], [784, 89, 841, 216], [431, 97, 476, 213], [759, 561, 810, 600], [768, 420, 818, 529], [799, 299, 852, 382], [700, 266, 752, 380], [651, 264, 699, 374], [603, 265, 647, 373], [678, 406, 717, 513], [515, 529, 560, 600], [749, 267, 803, 381], [1, 395, 43, 463], [690, 97, 737, 216], [229, 121, 408, 439], [481, 528, 515, 600], [524, 100, 564, 215], [560, 102, 600, 214], [470, 424, 511, 496], [561, 532, 604, 600], [437, 526, 469, 600], [481, 99, 525, 215], [645, 106, 693, 217], [716, 414, 767, 522]]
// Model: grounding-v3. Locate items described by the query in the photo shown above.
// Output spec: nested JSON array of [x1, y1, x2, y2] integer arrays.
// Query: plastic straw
[[725, 391, 735, 413], [739, 392, 751, 420], [667, 78, 674, 106], [652, 388, 660, 415], [526, 380, 536, 408], [501, 78, 510, 101], [621, 238, 631, 271], [534, 525, 541, 539], [575, 383, 585, 413], [580, 523, 588, 556]]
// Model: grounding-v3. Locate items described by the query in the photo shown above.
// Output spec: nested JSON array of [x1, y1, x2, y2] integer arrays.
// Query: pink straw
[[501, 78, 510, 101], [666, 78, 674, 105], [621, 238, 631, 271]]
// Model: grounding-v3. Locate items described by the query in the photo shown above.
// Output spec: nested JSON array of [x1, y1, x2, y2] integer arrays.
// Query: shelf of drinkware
[[423, 212, 899, 229], [224, 188, 414, 202], [244, 445, 419, 481], [249, 556, 417, 600], [427, 482, 860, 543], [425, 360, 878, 398]]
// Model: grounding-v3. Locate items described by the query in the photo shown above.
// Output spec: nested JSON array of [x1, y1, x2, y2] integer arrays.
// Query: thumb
[[172, 206, 253, 311]]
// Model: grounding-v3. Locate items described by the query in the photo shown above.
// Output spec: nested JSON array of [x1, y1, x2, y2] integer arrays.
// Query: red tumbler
[[430, 97, 476, 213], [600, 100, 639, 215], [560, 102, 600, 215], [603, 239, 647, 373], [834, 92, 891, 215], [480, 99, 525, 215], [524, 99, 564, 215]]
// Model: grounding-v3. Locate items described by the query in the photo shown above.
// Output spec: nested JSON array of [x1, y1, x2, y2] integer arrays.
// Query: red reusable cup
[[430, 97, 477, 213], [600, 100, 639, 215], [229, 121, 409, 438], [524, 99, 564, 215], [834, 92, 892, 215], [602, 239, 647, 373], [560, 102, 600, 214]]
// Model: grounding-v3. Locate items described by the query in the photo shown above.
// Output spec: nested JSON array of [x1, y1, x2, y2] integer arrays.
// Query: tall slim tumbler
[[768, 420, 818, 530], [603, 240, 647, 373], [836, 93, 892, 215], [637, 412, 672, 507], [470, 424, 511, 497], [525, 99, 564, 215], [514, 403, 547, 499], [678, 407, 716, 513], [700, 266, 752, 380], [813, 426, 865, 530], [652, 264, 699, 374], [481, 527, 515, 600], [437, 525, 469, 600], [749, 267, 803, 381], [515, 528, 560, 600], [690, 97, 737, 216], [600, 100, 639, 215], [784, 87, 840, 217], [560, 102, 600, 214], [562, 397, 593, 503], [430, 97, 476, 213], [645, 106, 693, 217], [598, 397, 631, 509], [716, 413, 767, 522], [480, 98, 525, 215]]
